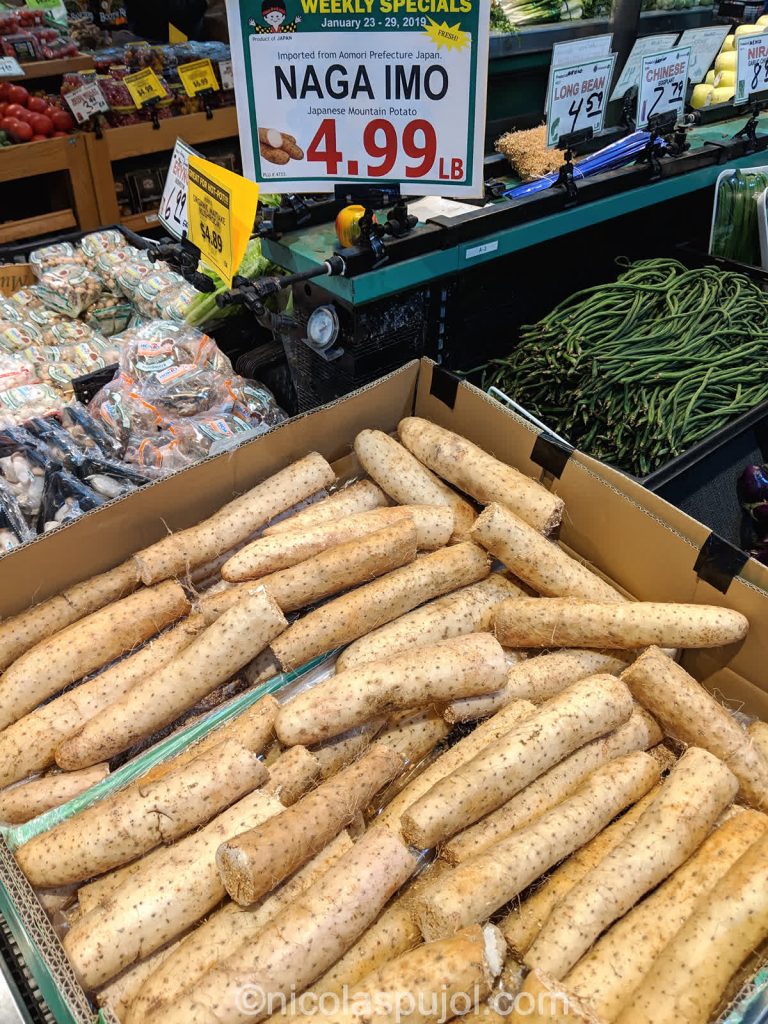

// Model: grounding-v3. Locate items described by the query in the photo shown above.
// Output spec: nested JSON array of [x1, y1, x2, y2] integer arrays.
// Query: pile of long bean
[[484, 258, 768, 476]]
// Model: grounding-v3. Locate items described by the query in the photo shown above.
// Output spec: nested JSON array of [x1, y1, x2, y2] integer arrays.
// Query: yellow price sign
[[124, 68, 166, 108], [187, 155, 259, 287], [178, 58, 219, 98]]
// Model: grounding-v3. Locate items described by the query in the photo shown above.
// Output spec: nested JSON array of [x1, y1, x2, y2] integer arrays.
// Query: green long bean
[[483, 258, 768, 476]]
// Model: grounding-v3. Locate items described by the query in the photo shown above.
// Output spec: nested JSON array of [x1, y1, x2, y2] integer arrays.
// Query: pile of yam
[[0, 418, 764, 1024]]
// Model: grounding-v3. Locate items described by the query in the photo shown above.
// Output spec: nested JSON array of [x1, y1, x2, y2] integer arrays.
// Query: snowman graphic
[[249, 0, 302, 33]]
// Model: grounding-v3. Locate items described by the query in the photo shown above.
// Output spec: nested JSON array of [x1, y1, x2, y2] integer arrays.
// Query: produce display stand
[[84, 107, 240, 229], [0, 359, 768, 1022], [0, 135, 100, 244], [3, 55, 93, 82]]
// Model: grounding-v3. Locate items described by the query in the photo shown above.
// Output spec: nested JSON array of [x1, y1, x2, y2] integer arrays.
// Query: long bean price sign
[[546, 55, 616, 148]]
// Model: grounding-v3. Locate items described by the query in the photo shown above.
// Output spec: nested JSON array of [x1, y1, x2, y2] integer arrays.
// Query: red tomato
[[4, 104, 26, 120], [51, 110, 74, 133], [0, 116, 20, 134], [31, 134, 48, 142], [27, 96, 48, 114], [6, 85, 29, 106], [0, 84, 9, 102], [8, 120, 33, 143], [0, 103, 7, 117], [51, 130, 69, 137], [30, 113, 53, 136]]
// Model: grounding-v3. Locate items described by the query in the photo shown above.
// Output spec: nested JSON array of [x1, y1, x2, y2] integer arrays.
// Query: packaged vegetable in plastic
[[0, 434, 45, 519], [80, 229, 129, 266], [9, 287, 46, 315], [0, 352, 39, 392], [35, 266, 103, 318], [93, 249, 137, 291], [153, 280, 200, 323], [60, 402, 124, 459], [83, 295, 134, 337], [0, 384, 60, 427], [0, 320, 42, 354], [0, 477, 34, 551], [29, 242, 84, 279], [123, 430, 196, 477], [133, 270, 188, 318], [27, 304, 70, 332], [711, 169, 768, 266], [118, 320, 233, 377], [25, 415, 94, 468], [172, 411, 259, 457], [40, 361, 100, 395], [115, 256, 157, 300], [46, 320, 106, 348], [226, 377, 287, 429], [0, 300, 22, 323], [37, 462, 104, 533]]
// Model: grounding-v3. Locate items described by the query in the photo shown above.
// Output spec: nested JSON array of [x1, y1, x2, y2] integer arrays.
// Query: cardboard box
[[1, 356, 766, 717], [1, 356, 768, 1023], [0, 263, 34, 297]]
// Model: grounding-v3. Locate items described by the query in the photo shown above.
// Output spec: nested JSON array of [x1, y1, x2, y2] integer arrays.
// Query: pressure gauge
[[306, 305, 340, 351]]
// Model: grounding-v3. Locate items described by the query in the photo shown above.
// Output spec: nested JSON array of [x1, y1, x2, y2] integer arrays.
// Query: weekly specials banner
[[225, 0, 490, 195]]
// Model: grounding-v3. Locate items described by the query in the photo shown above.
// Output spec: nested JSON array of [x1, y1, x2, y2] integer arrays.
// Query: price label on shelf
[[159, 138, 199, 240], [225, 0, 490, 196], [178, 58, 219, 97], [546, 55, 616, 148], [0, 56, 24, 77], [124, 67, 166, 108], [187, 154, 259, 286], [637, 46, 691, 129], [64, 81, 109, 124], [218, 59, 233, 90], [736, 33, 768, 104]]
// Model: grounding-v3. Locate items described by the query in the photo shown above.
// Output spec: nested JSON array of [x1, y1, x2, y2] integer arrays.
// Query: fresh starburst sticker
[[423, 17, 471, 50]]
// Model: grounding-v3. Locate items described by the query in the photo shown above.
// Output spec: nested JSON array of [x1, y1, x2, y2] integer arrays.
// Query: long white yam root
[[500, 788, 661, 957], [623, 646, 768, 811], [97, 941, 183, 1022], [561, 808, 768, 1022], [0, 616, 208, 790], [471, 503, 622, 600], [271, 542, 490, 671], [494, 599, 749, 649], [442, 707, 661, 864], [0, 581, 189, 730], [0, 560, 139, 673], [415, 752, 659, 940], [374, 700, 536, 833], [0, 765, 109, 824], [276, 633, 507, 746], [398, 417, 563, 534], [525, 747, 738, 979], [296, 925, 506, 1024], [749, 720, 768, 766], [377, 710, 450, 765], [156, 828, 417, 1024], [445, 649, 627, 724], [354, 429, 476, 539], [264, 746, 321, 806], [401, 674, 634, 849], [217, 744, 404, 905], [224, 506, 453, 581], [57, 588, 287, 768], [129, 833, 353, 1024], [310, 721, 385, 780], [18, 740, 267, 887], [63, 788, 284, 989], [264, 480, 388, 536], [140, 694, 278, 786], [134, 453, 335, 584], [256, 520, 417, 612], [337, 575, 522, 673], [616, 830, 768, 1024]]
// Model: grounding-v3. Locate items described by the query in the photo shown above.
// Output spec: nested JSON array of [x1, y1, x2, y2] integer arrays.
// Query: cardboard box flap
[[0, 264, 34, 298]]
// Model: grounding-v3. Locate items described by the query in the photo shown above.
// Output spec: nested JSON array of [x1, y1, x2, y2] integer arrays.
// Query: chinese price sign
[[159, 138, 199, 240], [637, 46, 691, 128], [186, 154, 259, 286], [736, 33, 768, 104]]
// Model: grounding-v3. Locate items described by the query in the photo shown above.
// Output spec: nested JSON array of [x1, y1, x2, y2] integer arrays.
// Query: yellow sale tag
[[168, 22, 188, 43], [187, 155, 259, 287], [124, 67, 166, 108], [178, 59, 219, 98]]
